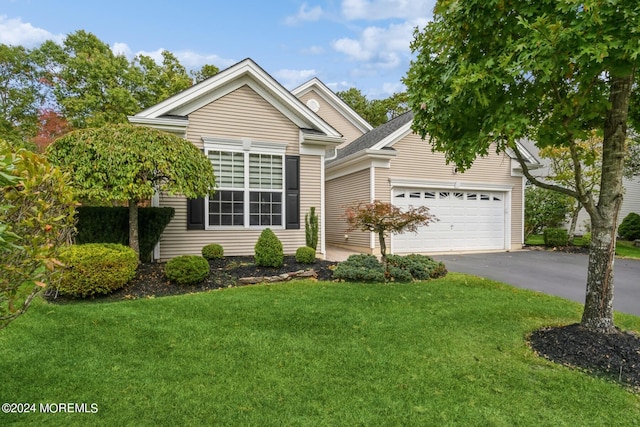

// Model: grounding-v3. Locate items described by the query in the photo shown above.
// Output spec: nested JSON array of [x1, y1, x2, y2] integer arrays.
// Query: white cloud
[[175, 50, 236, 69], [109, 43, 236, 71], [332, 19, 426, 68], [111, 42, 132, 57], [381, 80, 405, 95], [274, 68, 317, 89], [285, 3, 324, 25], [341, 0, 434, 20], [0, 15, 63, 47]]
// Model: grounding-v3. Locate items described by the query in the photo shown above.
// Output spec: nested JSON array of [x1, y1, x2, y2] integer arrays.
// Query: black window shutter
[[187, 197, 205, 230], [285, 155, 300, 229]]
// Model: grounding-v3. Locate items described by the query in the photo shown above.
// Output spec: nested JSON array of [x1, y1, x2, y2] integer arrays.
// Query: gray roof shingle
[[328, 111, 414, 163]]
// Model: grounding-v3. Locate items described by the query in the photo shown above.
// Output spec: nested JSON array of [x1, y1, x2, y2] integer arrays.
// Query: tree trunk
[[378, 231, 387, 259], [567, 201, 581, 244], [580, 74, 632, 333], [128, 199, 140, 259]]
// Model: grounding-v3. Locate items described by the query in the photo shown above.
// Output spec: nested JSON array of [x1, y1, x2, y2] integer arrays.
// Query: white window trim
[[203, 138, 287, 230]]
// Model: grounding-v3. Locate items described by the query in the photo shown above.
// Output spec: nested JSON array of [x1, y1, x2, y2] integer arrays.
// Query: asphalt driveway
[[434, 250, 640, 317]]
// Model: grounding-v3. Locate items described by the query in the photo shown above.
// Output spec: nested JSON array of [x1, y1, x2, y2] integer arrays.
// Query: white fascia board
[[389, 177, 514, 191], [292, 78, 373, 133], [134, 60, 257, 118], [510, 158, 544, 177], [370, 121, 414, 150], [325, 150, 396, 181], [127, 116, 188, 136], [299, 128, 344, 156]]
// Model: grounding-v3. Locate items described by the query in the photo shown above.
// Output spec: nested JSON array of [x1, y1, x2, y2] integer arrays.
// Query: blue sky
[[1, 0, 435, 99]]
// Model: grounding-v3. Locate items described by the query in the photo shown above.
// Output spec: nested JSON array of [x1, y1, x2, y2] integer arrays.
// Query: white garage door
[[392, 188, 506, 253]]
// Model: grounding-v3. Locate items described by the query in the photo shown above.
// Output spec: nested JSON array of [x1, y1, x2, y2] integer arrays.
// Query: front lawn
[[1, 274, 639, 426], [525, 234, 640, 258]]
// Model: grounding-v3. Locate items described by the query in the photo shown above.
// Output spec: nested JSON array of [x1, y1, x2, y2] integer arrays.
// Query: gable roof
[[328, 110, 541, 171], [129, 58, 343, 146], [292, 78, 373, 134]]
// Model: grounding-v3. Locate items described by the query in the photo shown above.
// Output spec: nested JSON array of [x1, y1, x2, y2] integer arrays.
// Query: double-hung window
[[205, 139, 287, 228]]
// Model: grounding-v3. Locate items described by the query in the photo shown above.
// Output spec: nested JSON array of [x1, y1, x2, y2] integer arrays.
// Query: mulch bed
[[44, 251, 640, 393], [529, 324, 640, 392], [525, 244, 640, 391], [44, 256, 338, 303]]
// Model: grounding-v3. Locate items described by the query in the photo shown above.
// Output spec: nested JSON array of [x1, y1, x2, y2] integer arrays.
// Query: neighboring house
[[130, 58, 539, 260], [129, 59, 343, 260], [522, 140, 640, 234], [324, 111, 540, 255]]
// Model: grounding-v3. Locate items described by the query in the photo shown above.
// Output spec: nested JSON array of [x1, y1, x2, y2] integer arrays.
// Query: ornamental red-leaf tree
[[344, 200, 437, 258], [32, 109, 72, 152], [405, 0, 639, 333]]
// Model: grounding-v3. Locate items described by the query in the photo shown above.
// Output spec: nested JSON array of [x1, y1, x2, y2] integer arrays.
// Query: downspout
[[320, 154, 326, 258]]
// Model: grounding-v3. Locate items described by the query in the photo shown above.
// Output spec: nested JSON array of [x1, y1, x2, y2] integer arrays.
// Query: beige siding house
[[129, 59, 343, 260], [325, 112, 538, 255], [129, 58, 537, 260]]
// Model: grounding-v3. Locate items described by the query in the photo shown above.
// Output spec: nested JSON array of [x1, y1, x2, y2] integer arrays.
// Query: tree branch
[[511, 142, 579, 199]]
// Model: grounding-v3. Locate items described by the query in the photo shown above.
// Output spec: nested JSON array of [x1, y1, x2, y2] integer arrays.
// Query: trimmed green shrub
[[543, 227, 569, 247], [254, 228, 284, 268], [333, 254, 385, 282], [581, 232, 592, 247], [75, 206, 175, 262], [165, 255, 210, 285], [202, 243, 224, 260], [334, 253, 448, 283], [305, 207, 319, 250], [57, 243, 138, 297], [295, 246, 316, 264], [618, 212, 640, 241], [386, 254, 448, 281]]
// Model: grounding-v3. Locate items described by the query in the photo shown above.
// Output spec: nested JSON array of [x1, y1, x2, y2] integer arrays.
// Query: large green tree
[[337, 88, 409, 127], [131, 50, 193, 109], [47, 124, 216, 256], [405, 0, 639, 333], [0, 44, 43, 144], [191, 64, 220, 84], [35, 31, 139, 128]]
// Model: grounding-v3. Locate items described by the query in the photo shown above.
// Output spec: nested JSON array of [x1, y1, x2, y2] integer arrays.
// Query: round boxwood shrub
[[202, 243, 224, 260], [618, 212, 640, 241], [333, 254, 385, 282], [57, 243, 138, 297], [164, 255, 210, 285], [580, 232, 592, 247], [254, 228, 284, 268], [295, 246, 316, 264]]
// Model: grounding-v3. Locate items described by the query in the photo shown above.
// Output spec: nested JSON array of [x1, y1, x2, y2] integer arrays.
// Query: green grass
[[616, 240, 640, 258], [525, 234, 640, 258], [2, 275, 640, 426]]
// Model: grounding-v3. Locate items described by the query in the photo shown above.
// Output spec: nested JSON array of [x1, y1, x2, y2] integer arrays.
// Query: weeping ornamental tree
[[47, 124, 216, 256], [405, 0, 639, 333]]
